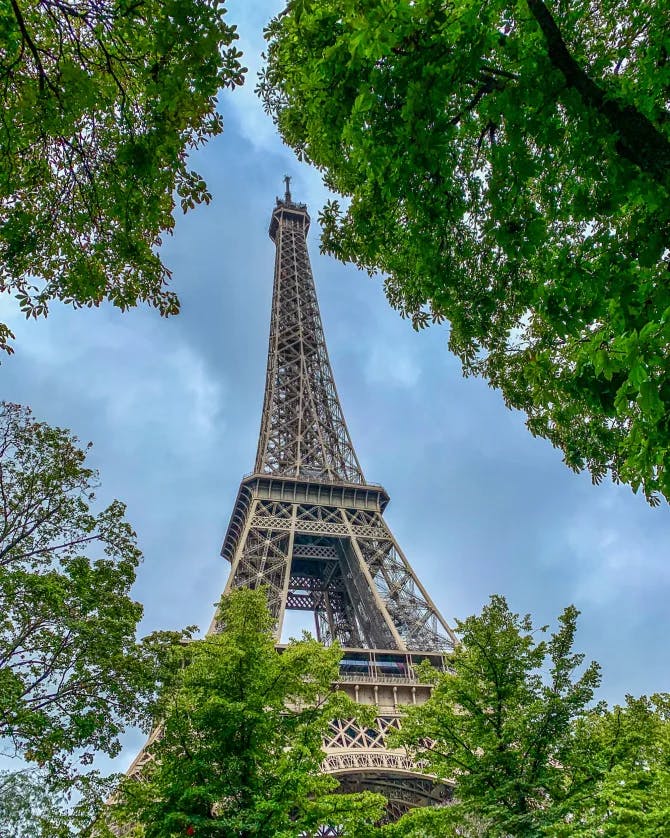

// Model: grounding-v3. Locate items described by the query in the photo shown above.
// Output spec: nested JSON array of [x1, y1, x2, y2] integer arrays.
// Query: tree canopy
[[0, 0, 245, 354], [0, 768, 116, 838], [0, 402, 180, 776], [111, 587, 385, 837], [384, 596, 670, 838], [9, 581, 662, 837], [261, 0, 670, 505], [555, 693, 670, 837]]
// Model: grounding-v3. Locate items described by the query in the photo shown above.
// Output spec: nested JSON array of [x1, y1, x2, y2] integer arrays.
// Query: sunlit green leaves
[[389, 596, 601, 837], [111, 588, 386, 837], [384, 598, 670, 837], [553, 695, 670, 838]]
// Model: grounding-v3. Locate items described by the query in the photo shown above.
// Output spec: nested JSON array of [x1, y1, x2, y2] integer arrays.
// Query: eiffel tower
[[219, 180, 456, 821], [128, 181, 456, 822]]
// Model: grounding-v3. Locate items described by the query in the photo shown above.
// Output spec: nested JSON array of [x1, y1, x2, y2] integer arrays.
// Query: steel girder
[[222, 491, 455, 653]]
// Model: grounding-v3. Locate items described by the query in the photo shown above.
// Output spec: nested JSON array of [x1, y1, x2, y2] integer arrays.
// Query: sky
[[1, 1, 669, 772]]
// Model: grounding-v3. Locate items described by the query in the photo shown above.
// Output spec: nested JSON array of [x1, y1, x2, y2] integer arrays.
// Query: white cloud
[[564, 499, 670, 607], [177, 346, 223, 438], [365, 342, 421, 389], [6, 304, 225, 461], [223, 0, 285, 152]]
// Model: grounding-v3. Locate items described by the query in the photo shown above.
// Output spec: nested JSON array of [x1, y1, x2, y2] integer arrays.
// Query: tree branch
[[8, 0, 62, 99], [525, 0, 670, 187]]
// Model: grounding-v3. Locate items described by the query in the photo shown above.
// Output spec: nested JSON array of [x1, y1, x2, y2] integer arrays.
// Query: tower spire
[[283, 173, 291, 202], [257, 187, 364, 483], [222, 192, 455, 654], [217, 192, 457, 817]]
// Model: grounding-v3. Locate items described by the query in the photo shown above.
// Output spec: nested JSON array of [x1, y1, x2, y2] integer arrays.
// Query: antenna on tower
[[283, 174, 291, 203]]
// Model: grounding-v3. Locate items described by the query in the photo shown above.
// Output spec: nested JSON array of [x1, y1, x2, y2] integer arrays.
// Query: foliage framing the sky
[[261, 0, 670, 505], [0, 0, 245, 354], [0, 402, 180, 774], [390, 595, 602, 836], [383, 610, 670, 837]]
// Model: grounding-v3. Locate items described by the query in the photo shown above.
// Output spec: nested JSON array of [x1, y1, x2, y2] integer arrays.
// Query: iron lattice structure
[[127, 184, 456, 820], [217, 183, 456, 819], [255, 188, 364, 485]]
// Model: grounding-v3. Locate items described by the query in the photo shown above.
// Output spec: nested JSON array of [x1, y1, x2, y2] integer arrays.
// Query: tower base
[[321, 647, 454, 822]]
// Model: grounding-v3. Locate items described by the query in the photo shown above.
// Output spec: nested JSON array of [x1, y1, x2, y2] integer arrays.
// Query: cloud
[[6, 304, 224, 460], [364, 341, 422, 388], [566, 500, 670, 608], [1, 0, 669, 772]]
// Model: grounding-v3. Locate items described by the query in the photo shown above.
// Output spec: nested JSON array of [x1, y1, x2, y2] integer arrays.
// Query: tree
[[111, 587, 386, 837], [261, 0, 670, 504], [389, 596, 601, 837], [0, 769, 65, 837], [0, 402, 179, 774], [0, 0, 246, 354], [383, 806, 488, 838], [554, 693, 670, 837], [0, 768, 116, 837]]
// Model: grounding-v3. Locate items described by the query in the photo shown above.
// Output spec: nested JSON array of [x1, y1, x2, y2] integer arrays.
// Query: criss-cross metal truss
[[255, 186, 363, 484], [221, 483, 454, 653]]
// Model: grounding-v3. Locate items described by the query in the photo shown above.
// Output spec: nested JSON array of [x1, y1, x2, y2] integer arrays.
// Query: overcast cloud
[[1, 0, 668, 771]]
